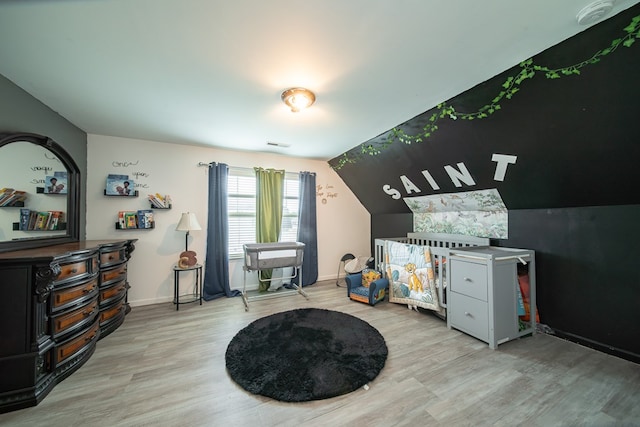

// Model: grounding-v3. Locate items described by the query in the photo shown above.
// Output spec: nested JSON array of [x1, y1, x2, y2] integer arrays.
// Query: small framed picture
[[44, 174, 67, 194]]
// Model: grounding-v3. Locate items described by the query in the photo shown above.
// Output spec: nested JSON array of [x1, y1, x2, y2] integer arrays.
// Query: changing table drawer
[[450, 259, 488, 301], [448, 292, 489, 342]]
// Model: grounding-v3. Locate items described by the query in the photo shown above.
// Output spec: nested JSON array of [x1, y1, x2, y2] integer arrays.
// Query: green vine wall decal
[[332, 13, 640, 170]]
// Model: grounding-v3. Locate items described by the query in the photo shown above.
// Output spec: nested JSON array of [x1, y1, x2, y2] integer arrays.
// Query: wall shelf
[[115, 222, 154, 230], [0, 201, 25, 207], [36, 187, 67, 195], [104, 190, 139, 197], [13, 222, 67, 231]]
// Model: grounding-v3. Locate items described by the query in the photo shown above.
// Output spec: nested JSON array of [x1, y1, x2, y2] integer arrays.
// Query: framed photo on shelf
[[44, 172, 67, 194], [105, 174, 135, 196]]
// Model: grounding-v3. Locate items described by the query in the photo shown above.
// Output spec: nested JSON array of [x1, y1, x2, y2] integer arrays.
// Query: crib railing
[[374, 233, 489, 310]]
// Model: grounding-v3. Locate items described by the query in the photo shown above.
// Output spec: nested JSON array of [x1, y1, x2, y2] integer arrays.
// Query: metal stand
[[173, 264, 203, 310], [242, 266, 308, 311], [335, 253, 355, 287]]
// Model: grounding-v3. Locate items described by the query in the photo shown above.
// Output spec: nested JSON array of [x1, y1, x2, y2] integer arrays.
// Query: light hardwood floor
[[1, 280, 639, 427]]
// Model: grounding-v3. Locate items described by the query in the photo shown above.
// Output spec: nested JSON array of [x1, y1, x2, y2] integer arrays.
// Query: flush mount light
[[576, 0, 614, 25], [281, 87, 316, 112]]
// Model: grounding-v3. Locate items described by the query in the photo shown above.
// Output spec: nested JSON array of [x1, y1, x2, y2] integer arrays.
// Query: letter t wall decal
[[492, 154, 518, 181]]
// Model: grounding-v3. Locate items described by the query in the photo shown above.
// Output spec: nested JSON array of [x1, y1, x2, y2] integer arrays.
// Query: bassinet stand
[[242, 242, 308, 311]]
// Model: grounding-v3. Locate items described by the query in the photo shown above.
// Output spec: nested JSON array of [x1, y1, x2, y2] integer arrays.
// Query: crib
[[374, 232, 489, 312], [242, 242, 307, 310]]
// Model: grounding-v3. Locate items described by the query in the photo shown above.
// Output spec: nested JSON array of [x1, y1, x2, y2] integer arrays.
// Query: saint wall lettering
[[30, 165, 52, 172], [383, 153, 517, 200]]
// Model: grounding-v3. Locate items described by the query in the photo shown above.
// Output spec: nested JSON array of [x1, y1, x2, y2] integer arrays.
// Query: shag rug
[[225, 308, 388, 402]]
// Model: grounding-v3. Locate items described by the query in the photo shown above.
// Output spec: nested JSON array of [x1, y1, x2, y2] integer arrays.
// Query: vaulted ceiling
[[1, 0, 638, 159]]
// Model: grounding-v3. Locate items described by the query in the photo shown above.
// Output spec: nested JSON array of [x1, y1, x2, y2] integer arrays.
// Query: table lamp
[[176, 212, 202, 268]]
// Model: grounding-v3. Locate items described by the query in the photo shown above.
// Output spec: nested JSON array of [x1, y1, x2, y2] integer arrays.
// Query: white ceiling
[[1, 0, 638, 160]]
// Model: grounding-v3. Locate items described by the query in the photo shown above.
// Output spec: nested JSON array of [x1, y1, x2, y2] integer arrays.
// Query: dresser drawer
[[99, 280, 127, 306], [54, 319, 99, 366], [100, 297, 126, 325], [100, 248, 126, 267], [449, 292, 489, 342], [51, 277, 99, 312], [58, 260, 88, 282], [101, 263, 127, 285], [51, 299, 99, 338], [450, 259, 488, 301]]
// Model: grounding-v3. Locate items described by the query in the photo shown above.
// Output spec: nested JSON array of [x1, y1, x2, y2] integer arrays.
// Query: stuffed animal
[[178, 250, 197, 268], [361, 268, 381, 288]]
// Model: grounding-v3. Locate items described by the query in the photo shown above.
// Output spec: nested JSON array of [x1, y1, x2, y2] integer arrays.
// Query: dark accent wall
[[332, 5, 640, 362], [0, 74, 87, 238]]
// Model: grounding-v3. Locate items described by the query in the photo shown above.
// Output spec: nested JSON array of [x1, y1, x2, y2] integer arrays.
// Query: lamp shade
[[176, 212, 202, 231]]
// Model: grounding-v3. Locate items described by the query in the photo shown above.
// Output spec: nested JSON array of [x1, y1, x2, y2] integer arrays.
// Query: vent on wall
[[266, 141, 290, 148], [576, 1, 615, 25]]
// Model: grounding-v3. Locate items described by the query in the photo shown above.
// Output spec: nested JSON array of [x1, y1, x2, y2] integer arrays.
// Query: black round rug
[[225, 308, 388, 402]]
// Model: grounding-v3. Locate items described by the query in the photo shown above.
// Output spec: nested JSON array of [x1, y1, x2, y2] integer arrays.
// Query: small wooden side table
[[173, 264, 203, 310]]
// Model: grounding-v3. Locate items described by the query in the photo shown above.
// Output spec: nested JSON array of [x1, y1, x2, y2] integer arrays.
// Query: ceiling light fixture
[[281, 87, 316, 112], [576, 1, 614, 25]]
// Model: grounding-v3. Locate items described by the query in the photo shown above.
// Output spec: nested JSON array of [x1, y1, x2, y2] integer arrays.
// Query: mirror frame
[[0, 132, 80, 253]]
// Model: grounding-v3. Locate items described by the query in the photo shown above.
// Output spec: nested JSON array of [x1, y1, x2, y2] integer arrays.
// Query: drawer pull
[[84, 333, 96, 343], [82, 308, 95, 317], [71, 268, 78, 274], [464, 277, 472, 282], [83, 286, 95, 294], [108, 255, 114, 260], [464, 311, 473, 317]]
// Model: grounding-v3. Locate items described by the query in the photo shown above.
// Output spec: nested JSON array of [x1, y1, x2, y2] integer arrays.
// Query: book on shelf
[[17, 210, 64, 231], [148, 193, 171, 208], [118, 211, 126, 229], [0, 188, 14, 205], [19, 208, 30, 230], [35, 212, 50, 230], [44, 174, 67, 194], [48, 211, 63, 230], [27, 211, 38, 230], [0, 190, 27, 206], [0, 188, 27, 206], [125, 212, 137, 229], [106, 174, 135, 196], [137, 209, 154, 229]]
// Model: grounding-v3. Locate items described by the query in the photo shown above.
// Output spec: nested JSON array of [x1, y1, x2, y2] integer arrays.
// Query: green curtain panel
[[255, 167, 284, 291]]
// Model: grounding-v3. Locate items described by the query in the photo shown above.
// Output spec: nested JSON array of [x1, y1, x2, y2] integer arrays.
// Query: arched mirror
[[0, 132, 80, 252]]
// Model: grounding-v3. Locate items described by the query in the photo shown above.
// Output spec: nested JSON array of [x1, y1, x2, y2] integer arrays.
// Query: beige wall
[[86, 134, 370, 306]]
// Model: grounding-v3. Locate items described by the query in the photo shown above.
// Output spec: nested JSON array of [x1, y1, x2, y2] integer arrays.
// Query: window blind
[[227, 167, 299, 257]]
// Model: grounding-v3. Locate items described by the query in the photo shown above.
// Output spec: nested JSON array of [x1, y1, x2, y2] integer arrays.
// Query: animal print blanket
[[385, 240, 443, 314]]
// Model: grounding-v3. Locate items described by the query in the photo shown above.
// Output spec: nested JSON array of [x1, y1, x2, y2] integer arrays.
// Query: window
[[227, 167, 299, 258]]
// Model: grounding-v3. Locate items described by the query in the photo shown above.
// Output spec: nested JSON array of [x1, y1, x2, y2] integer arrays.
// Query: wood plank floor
[[1, 280, 639, 426]]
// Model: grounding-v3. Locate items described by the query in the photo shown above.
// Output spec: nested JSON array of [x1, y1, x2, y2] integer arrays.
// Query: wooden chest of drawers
[[0, 239, 136, 413], [447, 246, 536, 349], [98, 242, 132, 337]]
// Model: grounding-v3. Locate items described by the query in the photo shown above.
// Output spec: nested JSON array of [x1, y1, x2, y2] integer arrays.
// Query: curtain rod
[[197, 162, 316, 175]]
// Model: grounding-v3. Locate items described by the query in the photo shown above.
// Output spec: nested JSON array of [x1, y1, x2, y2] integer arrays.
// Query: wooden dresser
[[0, 239, 136, 413]]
